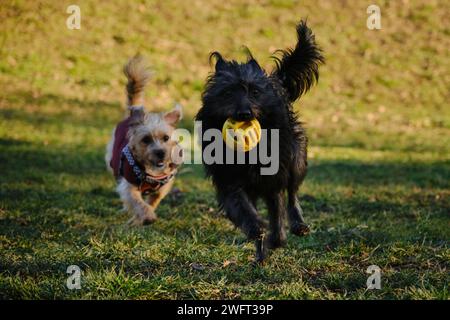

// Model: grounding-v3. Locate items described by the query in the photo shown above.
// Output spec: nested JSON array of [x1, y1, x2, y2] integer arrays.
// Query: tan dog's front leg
[[147, 179, 174, 211], [117, 178, 157, 225]]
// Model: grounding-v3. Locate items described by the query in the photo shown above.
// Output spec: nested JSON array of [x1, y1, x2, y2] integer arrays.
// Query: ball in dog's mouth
[[222, 118, 261, 152]]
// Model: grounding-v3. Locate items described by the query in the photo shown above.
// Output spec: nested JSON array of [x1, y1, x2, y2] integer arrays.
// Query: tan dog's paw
[[128, 206, 157, 226]]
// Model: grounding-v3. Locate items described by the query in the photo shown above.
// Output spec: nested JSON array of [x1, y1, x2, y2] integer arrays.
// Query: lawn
[[0, 0, 449, 299]]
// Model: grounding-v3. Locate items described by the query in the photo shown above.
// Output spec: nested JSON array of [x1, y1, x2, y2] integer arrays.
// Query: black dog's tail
[[272, 20, 324, 102], [123, 55, 152, 107]]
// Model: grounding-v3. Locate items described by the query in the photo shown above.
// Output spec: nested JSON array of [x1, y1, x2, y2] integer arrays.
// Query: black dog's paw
[[253, 254, 266, 266], [266, 234, 287, 249], [245, 219, 268, 240], [290, 222, 310, 236]]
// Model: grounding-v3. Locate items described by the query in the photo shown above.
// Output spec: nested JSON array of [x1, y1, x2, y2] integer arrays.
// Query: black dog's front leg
[[265, 192, 287, 249], [219, 189, 267, 262], [287, 191, 310, 236]]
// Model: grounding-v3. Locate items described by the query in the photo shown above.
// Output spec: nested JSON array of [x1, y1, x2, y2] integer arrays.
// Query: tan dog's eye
[[163, 135, 170, 142], [142, 135, 152, 144]]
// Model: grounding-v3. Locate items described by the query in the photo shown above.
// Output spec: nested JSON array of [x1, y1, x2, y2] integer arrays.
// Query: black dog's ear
[[248, 58, 261, 70], [271, 20, 325, 102], [128, 106, 145, 126], [243, 46, 262, 71], [209, 51, 227, 72]]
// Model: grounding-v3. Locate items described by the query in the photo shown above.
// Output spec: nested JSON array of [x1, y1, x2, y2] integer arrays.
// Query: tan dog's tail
[[123, 55, 151, 107]]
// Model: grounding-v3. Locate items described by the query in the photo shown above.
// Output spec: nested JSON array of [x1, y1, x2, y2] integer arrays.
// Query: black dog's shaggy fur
[[196, 20, 324, 262]]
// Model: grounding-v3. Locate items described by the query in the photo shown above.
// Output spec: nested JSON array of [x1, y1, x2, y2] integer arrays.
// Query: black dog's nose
[[154, 149, 165, 160], [237, 109, 252, 120]]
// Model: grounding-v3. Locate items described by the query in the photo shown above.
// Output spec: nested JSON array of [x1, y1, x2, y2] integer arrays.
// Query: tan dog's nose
[[154, 149, 165, 160]]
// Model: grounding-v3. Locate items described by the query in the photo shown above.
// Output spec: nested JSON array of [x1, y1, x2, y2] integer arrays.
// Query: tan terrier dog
[[105, 56, 183, 225]]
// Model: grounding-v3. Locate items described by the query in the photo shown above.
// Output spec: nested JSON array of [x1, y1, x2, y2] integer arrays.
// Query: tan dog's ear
[[129, 106, 145, 126], [164, 103, 183, 126]]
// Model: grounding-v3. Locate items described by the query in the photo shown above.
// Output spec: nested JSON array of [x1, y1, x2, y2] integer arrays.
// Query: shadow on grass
[[0, 138, 105, 178], [2, 136, 448, 188], [1, 92, 121, 129], [1, 90, 194, 130], [1, 137, 448, 216], [307, 159, 450, 189]]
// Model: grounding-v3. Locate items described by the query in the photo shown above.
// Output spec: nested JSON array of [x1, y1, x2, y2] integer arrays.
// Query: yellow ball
[[222, 118, 261, 152]]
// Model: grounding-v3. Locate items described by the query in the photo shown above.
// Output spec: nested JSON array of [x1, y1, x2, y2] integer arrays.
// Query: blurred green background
[[0, 0, 448, 299]]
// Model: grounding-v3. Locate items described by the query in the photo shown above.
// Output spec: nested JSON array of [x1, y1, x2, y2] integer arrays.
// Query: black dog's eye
[[163, 135, 170, 142], [223, 89, 233, 97], [142, 136, 152, 144], [251, 88, 261, 96]]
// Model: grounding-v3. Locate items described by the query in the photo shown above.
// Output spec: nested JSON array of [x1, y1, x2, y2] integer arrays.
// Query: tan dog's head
[[127, 104, 183, 176]]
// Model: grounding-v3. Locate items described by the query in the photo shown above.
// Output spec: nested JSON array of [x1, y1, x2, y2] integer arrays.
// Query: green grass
[[0, 0, 449, 299]]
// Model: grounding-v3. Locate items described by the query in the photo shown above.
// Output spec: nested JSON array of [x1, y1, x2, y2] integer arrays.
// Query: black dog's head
[[201, 51, 279, 122], [198, 20, 324, 127]]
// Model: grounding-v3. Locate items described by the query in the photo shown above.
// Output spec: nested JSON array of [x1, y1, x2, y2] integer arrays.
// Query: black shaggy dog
[[196, 20, 324, 262]]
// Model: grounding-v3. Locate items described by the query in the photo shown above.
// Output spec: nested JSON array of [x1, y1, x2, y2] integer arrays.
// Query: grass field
[[0, 0, 449, 299]]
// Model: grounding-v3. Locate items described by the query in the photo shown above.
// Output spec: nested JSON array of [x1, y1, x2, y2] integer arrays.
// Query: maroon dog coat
[[110, 116, 174, 194]]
